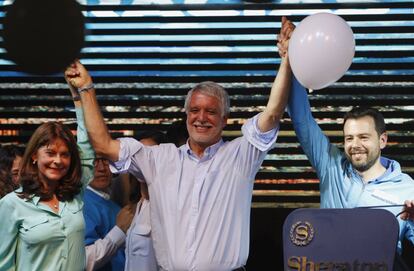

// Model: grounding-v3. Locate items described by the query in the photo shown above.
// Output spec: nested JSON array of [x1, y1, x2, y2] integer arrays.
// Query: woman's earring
[[33, 160, 37, 165]]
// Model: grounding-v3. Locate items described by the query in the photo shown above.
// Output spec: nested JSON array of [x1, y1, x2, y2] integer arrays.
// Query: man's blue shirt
[[287, 77, 414, 253]]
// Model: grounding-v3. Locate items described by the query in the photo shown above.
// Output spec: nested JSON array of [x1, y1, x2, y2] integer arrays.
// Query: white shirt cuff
[[107, 226, 126, 248]]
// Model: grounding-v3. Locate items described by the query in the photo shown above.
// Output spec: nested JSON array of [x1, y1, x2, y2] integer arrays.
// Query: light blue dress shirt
[[287, 77, 414, 254], [110, 114, 278, 271], [0, 108, 94, 271]]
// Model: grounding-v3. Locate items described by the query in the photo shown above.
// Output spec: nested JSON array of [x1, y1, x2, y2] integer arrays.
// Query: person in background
[[126, 130, 167, 205], [0, 144, 25, 185], [0, 144, 24, 198], [124, 131, 165, 271], [81, 129, 163, 271], [83, 155, 135, 271], [64, 16, 294, 271]]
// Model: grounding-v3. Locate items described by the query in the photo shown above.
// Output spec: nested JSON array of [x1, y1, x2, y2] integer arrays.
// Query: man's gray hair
[[184, 81, 230, 117]]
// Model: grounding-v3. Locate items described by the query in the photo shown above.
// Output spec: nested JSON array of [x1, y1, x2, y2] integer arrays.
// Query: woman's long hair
[[18, 122, 82, 201]]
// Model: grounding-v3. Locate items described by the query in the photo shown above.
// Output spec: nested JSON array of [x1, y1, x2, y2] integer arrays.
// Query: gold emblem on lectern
[[290, 221, 314, 246]]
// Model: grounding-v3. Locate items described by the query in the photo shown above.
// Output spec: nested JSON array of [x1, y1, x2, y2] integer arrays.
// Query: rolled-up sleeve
[[109, 137, 148, 183], [109, 137, 143, 174], [242, 113, 279, 152]]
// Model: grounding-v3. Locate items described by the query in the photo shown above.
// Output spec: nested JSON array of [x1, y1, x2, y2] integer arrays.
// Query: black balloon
[[3, 0, 85, 75]]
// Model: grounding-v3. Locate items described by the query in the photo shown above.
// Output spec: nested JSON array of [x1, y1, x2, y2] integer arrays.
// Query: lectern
[[283, 208, 399, 270]]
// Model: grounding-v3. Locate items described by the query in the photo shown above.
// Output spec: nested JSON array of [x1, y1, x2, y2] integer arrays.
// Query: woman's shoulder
[[2, 190, 19, 200], [0, 190, 24, 208]]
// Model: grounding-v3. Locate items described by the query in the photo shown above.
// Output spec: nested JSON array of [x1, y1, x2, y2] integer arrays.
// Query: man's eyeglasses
[[93, 157, 109, 166]]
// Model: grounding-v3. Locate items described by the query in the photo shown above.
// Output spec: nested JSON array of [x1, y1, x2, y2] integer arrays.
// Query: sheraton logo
[[290, 221, 314, 246], [287, 257, 388, 271]]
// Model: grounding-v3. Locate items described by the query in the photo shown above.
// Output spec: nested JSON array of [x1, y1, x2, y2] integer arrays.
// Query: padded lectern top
[[283, 208, 399, 270]]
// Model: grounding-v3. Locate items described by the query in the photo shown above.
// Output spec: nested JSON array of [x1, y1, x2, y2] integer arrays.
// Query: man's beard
[[346, 151, 379, 173]]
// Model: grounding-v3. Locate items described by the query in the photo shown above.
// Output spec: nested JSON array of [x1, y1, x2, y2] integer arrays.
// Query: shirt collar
[[183, 138, 224, 161], [15, 187, 41, 205], [31, 195, 41, 205], [346, 156, 394, 184], [367, 157, 393, 183], [87, 186, 111, 200]]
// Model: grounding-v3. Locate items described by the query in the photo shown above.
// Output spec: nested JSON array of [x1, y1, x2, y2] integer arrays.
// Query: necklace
[[40, 196, 59, 212], [51, 197, 58, 210]]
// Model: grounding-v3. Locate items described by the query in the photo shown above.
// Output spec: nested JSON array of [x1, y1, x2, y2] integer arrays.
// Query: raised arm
[[67, 80, 95, 187], [285, 47, 337, 180], [65, 61, 120, 162], [257, 16, 295, 132]]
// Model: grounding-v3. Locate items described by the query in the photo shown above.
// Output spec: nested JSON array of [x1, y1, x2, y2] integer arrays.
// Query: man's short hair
[[343, 107, 386, 136], [184, 81, 230, 117]]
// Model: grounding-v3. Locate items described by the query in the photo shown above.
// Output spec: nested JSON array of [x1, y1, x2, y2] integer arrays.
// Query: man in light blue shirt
[[287, 68, 414, 259], [288, 79, 414, 268], [274, 16, 414, 270], [65, 17, 295, 271]]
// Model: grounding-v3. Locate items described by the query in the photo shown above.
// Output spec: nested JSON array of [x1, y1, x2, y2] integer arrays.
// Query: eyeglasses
[[93, 157, 109, 166]]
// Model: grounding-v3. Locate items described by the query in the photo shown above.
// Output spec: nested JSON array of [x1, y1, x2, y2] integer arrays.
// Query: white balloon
[[289, 13, 355, 90]]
